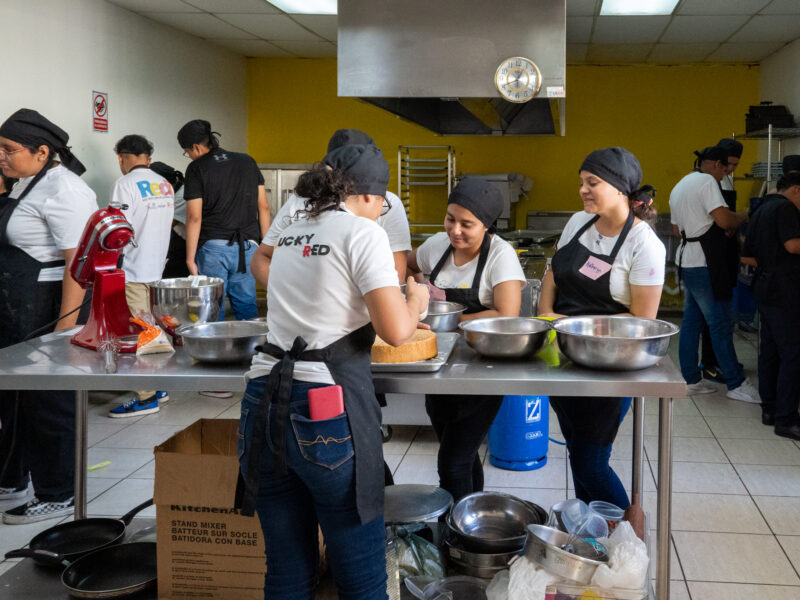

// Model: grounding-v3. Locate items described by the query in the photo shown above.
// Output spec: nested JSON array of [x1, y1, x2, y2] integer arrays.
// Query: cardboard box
[[154, 419, 266, 599]]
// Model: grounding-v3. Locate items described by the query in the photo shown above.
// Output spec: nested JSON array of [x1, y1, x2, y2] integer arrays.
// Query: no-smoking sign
[[92, 91, 108, 132]]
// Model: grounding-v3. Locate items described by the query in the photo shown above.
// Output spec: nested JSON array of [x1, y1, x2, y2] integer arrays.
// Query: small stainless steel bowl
[[553, 315, 679, 370], [177, 321, 269, 363], [458, 317, 551, 358], [524, 524, 608, 584], [149, 277, 224, 332], [422, 301, 467, 332]]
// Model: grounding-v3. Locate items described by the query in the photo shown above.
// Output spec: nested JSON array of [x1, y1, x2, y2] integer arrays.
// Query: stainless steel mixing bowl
[[553, 315, 679, 370], [421, 301, 466, 332], [177, 321, 269, 363], [458, 317, 551, 358], [524, 524, 608, 584], [149, 277, 224, 332], [447, 491, 544, 553]]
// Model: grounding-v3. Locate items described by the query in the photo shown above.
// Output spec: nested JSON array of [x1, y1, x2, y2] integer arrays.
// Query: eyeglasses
[[182, 150, 190, 158], [380, 197, 392, 217], [0, 146, 27, 159]]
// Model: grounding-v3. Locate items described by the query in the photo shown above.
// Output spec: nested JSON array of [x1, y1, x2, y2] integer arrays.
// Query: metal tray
[[371, 332, 459, 372]]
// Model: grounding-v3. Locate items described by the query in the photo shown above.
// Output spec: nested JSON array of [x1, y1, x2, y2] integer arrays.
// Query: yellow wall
[[247, 59, 760, 228]]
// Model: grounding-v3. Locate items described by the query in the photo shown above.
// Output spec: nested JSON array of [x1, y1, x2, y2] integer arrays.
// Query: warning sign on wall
[[92, 91, 108, 132]]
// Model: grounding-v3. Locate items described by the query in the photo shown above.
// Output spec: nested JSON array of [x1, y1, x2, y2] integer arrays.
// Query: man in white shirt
[[670, 145, 756, 403], [108, 134, 174, 417]]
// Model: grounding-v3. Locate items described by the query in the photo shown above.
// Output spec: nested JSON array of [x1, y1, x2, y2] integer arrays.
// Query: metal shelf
[[734, 124, 800, 189], [398, 145, 456, 219]]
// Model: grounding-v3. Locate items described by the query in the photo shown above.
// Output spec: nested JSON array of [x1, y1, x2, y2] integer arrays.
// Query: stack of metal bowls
[[459, 317, 551, 358], [149, 276, 224, 332], [552, 315, 679, 370], [422, 301, 466, 332]]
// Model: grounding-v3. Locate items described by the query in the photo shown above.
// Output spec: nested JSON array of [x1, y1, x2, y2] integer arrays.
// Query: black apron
[[678, 223, 739, 302], [0, 164, 66, 349], [429, 232, 492, 314], [236, 323, 384, 524], [552, 211, 633, 316]]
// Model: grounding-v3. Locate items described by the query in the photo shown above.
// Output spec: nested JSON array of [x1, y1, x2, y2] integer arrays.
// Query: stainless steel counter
[[0, 330, 684, 600]]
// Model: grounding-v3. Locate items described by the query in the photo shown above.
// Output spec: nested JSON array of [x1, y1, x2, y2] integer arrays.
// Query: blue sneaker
[[155, 391, 169, 404], [108, 395, 160, 418]]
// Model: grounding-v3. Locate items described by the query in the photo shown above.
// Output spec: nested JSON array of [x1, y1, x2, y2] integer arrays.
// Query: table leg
[[631, 397, 645, 498], [656, 397, 673, 600], [74, 390, 88, 520]]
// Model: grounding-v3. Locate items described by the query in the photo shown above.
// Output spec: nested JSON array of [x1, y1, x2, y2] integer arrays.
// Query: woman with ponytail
[[538, 147, 665, 507]]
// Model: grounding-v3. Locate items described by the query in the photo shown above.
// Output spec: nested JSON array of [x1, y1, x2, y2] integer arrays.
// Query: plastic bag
[[486, 569, 509, 600], [507, 555, 558, 600], [394, 525, 446, 580], [131, 311, 175, 356], [589, 520, 649, 589]]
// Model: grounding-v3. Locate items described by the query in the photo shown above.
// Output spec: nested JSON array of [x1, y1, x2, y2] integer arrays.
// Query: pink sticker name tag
[[579, 256, 613, 280]]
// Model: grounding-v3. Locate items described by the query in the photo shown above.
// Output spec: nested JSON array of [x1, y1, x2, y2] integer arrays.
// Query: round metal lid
[[384, 484, 453, 524]]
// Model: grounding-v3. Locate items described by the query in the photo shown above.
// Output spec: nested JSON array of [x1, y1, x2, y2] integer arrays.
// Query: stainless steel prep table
[[0, 330, 684, 600]]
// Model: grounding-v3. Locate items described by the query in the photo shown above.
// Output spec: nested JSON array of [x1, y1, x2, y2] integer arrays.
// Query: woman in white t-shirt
[[408, 177, 526, 501], [0, 109, 98, 524], [538, 147, 665, 509], [238, 145, 429, 600]]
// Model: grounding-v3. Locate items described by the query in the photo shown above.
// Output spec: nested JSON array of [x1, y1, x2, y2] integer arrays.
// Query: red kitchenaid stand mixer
[[69, 205, 141, 352]]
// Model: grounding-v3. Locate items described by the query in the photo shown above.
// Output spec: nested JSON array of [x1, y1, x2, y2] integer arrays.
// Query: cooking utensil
[[459, 317, 551, 358], [384, 484, 453, 524], [444, 540, 519, 579], [149, 276, 224, 340], [421, 301, 466, 332], [552, 315, 679, 370], [4, 499, 153, 568], [6, 542, 157, 598], [447, 491, 544, 553], [177, 320, 269, 363], [524, 524, 608, 584]]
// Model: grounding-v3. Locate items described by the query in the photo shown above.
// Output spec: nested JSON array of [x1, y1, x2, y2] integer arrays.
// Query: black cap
[[783, 155, 800, 174], [326, 129, 375, 153], [323, 144, 389, 196], [448, 177, 504, 228], [580, 147, 642, 196], [717, 138, 743, 159], [695, 145, 729, 164]]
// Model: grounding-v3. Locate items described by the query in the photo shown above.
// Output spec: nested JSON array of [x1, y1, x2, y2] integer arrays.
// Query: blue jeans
[[239, 377, 387, 600], [196, 239, 258, 321], [679, 267, 744, 389]]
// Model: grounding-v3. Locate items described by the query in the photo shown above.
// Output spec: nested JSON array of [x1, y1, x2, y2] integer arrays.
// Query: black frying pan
[[5, 498, 153, 567], [6, 542, 157, 599]]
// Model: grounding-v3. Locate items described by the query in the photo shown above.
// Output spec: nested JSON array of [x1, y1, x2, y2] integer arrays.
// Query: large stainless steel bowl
[[553, 315, 679, 371], [149, 277, 224, 332], [177, 321, 269, 363], [458, 317, 551, 358], [524, 524, 608, 584], [422, 301, 466, 332], [447, 492, 544, 553]]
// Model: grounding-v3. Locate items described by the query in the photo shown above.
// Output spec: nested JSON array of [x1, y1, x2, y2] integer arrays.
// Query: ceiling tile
[[567, 0, 598, 16], [729, 15, 800, 42], [272, 40, 337, 58], [217, 13, 320, 40], [210, 38, 291, 57], [143, 12, 255, 38], [585, 43, 654, 63], [592, 16, 670, 44], [107, 0, 200, 12], [648, 43, 720, 63], [292, 15, 338, 42], [187, 0, 279, 11], [706, 41, 785, 61], [677, 0, 771, 15], [567, 17, 593, 43], [660, 15, 749, 43], [566, 43, 588, 62], [761, 0, 800, 14]]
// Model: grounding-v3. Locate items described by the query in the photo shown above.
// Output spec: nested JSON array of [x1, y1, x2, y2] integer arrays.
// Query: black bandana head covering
[[448, 177, 504, 229], [783, 155, 800, 174], [580, 147, 642, 196], [150, 161, 184, 193], [177, 119, 220, 150], [323, 144, 389, 196], [327, 129, 375, 153], [694, 145, 728, 165], [717, 138, 743, 159], [0, 108, 86, 175]]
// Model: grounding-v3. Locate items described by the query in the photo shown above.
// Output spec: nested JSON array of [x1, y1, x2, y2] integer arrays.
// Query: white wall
[[760, 38, 800, 158], [0, 0, 247, 202]]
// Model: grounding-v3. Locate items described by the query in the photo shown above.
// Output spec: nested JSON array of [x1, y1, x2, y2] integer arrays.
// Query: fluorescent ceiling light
[[269, 0, 337, 14], [600, 0, 678, 15]]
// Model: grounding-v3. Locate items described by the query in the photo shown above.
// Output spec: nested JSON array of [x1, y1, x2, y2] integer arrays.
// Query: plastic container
[[589, 501, 625, 533], [559, 499, 609, 540], [488, 395, 549, 471]]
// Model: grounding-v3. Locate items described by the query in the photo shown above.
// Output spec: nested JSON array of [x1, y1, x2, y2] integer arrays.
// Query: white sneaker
[[199, 391, 233, 399], [727, 379, 761, 404], [686, 380, 717, 395], [0, 483, 31, 502]]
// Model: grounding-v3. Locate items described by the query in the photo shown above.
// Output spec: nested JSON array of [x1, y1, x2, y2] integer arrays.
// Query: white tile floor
[[2, 328, 800, 598]]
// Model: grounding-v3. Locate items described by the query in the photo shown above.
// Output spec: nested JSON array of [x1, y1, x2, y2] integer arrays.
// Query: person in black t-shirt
[[178, 119, 269, 321], [742, 172, 800, 440]]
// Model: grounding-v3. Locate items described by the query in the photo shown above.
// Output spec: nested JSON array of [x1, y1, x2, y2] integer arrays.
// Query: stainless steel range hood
[[338, 0, 566, 136]]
